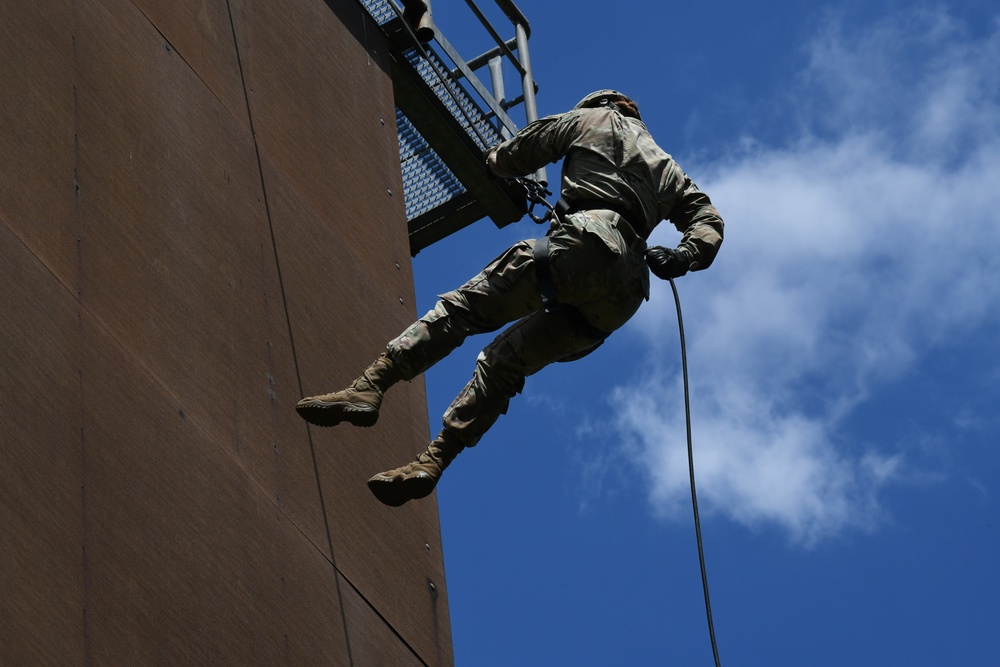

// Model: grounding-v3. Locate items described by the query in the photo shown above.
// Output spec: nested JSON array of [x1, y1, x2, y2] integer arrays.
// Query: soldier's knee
[[475, 349, 526, 400]]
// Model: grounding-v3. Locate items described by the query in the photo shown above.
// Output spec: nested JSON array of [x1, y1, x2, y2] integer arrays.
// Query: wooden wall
[[0, 0, 452, 664]]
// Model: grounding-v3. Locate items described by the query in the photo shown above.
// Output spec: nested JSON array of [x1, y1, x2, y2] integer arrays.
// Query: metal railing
[[360, 0, 545, 225]]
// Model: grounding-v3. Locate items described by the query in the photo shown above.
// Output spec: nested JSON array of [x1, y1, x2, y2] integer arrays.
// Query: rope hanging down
[[669, 277, 723, 667], [515, 173, 724, 664]]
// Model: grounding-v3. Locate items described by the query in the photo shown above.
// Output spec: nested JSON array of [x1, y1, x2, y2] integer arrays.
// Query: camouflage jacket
[[486, 107, 724, 270]]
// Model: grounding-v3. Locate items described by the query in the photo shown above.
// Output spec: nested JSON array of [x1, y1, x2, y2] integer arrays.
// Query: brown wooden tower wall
[[0, 0, 452, 664]]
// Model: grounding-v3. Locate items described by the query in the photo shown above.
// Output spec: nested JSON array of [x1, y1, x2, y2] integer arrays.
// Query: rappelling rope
[[669, 277, 723, 667], [516, 176, 723, 663]]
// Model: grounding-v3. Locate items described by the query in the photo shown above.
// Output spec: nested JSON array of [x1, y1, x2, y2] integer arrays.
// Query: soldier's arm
[[485, 111, 581, 177], [667, 174, 724, 271]]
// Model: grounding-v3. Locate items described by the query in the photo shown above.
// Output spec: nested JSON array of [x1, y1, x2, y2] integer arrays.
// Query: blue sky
[[407, 1, 999, 664]]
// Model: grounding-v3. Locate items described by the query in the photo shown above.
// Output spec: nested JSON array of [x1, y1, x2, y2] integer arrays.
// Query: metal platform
[[360, 0, 544, 254]]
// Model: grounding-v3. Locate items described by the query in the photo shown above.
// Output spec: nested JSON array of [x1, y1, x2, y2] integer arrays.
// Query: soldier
[[296, 90, 724, 507]]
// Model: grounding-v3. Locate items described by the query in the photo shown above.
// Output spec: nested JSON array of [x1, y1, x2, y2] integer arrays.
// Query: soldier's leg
[[297, 240, 544, 428], [386, 240, 544, 380], [439, 214, 646, 445], [367, 308, 607, 506], [366, 215, 648, 504], [441, 307, 607, 447]]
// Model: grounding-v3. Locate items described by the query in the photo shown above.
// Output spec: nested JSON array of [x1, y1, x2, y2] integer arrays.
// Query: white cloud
[[616, 8, 1000, 545]]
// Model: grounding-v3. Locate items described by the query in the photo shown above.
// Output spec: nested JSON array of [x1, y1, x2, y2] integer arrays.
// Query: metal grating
[[360, 0, 394, 25], [360, 0, 512, 224], [358, 0, 541, 252], [362, 0, 462, 220], [404, 46, 505, 152], [396, 45, 506, 218], [396, 108, 465, 219]]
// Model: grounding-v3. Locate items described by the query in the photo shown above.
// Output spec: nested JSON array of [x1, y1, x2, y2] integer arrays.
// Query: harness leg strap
[[533, 235, 560, 314], [531, 232, 613, 356]]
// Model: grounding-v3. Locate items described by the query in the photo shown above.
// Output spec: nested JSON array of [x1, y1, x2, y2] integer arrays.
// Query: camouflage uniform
[[386, 105, 724, 448]]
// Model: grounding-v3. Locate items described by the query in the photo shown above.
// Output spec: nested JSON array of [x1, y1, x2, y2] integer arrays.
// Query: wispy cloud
[[614, 7, 1000, 545]]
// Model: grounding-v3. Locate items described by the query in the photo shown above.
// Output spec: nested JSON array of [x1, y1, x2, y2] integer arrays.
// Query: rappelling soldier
[[296, 90, 724, 507]]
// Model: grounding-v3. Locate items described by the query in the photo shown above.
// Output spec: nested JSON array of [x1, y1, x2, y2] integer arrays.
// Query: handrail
[[373, 0, 540, 127], [458, 0, 538, 125], [362, 0, 548, 233]]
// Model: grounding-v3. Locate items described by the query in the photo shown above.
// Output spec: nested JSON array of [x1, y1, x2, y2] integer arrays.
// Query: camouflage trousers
[[387, 210, 649, 448]]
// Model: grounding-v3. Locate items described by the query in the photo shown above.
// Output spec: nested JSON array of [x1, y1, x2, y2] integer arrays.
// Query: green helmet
[[573, 89, 641, 119]]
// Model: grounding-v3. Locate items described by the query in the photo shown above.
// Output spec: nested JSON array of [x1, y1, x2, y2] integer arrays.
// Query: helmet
[[573, 89, 641, 120]]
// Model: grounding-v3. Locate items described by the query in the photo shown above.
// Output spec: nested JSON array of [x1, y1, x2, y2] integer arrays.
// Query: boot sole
[[367, 472, 437, 507], [295, 400, 378, 428]]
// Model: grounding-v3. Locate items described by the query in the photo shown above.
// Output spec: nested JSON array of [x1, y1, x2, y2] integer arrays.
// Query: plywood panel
[[3, 0, 455, 663], [130, 0, 248, 122], [0, 225, 85, 664], [228, 2, 454, 659], [79, 312, 352, 665], [232, 0, 413, 278], [71, 0, 328, 549], [0, 0, 78, 285], [340, 572, 440, 667], [261, 141, 454, 664]]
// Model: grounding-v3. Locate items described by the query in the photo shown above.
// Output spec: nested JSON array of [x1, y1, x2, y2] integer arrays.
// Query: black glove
[[646, 246, 691, 280]]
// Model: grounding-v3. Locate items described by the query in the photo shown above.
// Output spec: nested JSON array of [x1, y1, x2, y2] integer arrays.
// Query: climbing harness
[[513, 176, 556, 225], [512, 176, 562, 314], [513, 176, 638, 233], [670, 276, 723, 667], [532, 235, 560, 313], [502, 176, 608, 360], [514, 176, 639, 317]]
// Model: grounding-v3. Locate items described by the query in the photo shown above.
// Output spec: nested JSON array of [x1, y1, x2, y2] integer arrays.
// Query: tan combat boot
[[367, 431, 464, 507], [296, 353, 401, 428]]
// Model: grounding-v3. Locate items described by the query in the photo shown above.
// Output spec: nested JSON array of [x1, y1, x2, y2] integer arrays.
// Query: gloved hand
[[646, 246, 691, 280]]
